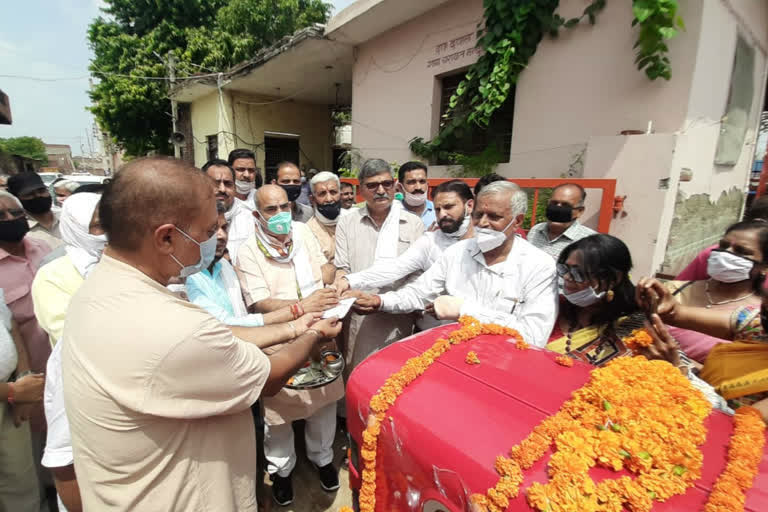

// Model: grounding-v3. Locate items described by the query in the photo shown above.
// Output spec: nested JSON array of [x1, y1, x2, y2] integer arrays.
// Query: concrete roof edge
[[170, 24, 329, 99]]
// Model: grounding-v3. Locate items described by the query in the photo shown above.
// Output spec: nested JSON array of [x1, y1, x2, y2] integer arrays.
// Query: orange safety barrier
[[341, 177, 617, 233]]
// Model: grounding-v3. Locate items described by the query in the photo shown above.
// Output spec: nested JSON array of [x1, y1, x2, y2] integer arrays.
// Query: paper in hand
[[322, 297, 357, 319]]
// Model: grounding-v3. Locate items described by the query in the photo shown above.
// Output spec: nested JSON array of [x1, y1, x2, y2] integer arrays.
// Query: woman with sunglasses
[[663, 220, 768, 363], [548, 234, 647, 366], [548, 234, 730, 411]]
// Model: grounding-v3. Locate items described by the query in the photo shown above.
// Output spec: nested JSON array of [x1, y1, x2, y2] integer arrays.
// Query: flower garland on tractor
[[341, 317, 765, 512]]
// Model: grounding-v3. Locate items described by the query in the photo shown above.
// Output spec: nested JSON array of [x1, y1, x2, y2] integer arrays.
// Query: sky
[[0, 0, 356, 156]]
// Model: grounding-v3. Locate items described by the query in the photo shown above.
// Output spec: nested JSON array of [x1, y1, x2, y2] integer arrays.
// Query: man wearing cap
[[7, 173, 63, 249]]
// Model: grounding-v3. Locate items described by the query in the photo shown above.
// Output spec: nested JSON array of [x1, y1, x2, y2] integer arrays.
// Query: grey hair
[[309, 171, 340, 194], [477, 181, 528, 217], [358, 159, 392, 182], [0, 190, 23, 208], [215, 200, 227, 215], [54, 179, 80, 193]]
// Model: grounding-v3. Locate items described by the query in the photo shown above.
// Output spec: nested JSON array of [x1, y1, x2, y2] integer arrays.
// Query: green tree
[[88, 0, 331, 156], [0, 137, 49, 164]]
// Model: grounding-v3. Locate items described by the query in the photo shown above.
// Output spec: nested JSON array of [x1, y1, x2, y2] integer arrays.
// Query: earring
[[606, 290, 614, 303]]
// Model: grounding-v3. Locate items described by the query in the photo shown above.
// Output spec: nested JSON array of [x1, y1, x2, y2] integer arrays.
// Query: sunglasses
[[363, 180, 395, 191], [556, 263, 587, 283]]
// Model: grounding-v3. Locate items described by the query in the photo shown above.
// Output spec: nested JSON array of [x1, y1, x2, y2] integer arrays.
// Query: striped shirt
[[527, 220, 597, 259]]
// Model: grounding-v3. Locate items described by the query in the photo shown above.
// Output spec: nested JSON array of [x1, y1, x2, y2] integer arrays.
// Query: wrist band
[[7, 382, 15, 405], [15, 370, 32, 380]]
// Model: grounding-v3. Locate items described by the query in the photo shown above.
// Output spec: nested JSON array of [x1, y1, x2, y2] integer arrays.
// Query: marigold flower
[[555, 355, 574, 367], [466, 351, 480, 365]]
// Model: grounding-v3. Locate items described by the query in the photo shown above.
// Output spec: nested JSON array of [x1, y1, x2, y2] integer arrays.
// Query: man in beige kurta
[[306, 171, 347, 263], [61, 158, 340, 512], [237, 184, 343, 505], [334, 159, 424, 375]]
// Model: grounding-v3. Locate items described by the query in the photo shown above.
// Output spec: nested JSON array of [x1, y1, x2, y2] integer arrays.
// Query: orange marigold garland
[[624, 328, 654, 353], [703, 406, 765, 512], [466, 351, 481, 365], [554, 355, 574, 367], [470, 357, 714, 512], [355, 317, 523, 512]]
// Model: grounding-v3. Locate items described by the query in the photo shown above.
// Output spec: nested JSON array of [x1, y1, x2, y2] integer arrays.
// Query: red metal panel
[[341, 177, 617, 233], [346, 326, 768, 511]]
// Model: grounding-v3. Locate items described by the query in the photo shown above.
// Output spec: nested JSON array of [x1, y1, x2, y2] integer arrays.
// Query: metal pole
[[168, 51, 180, 159]]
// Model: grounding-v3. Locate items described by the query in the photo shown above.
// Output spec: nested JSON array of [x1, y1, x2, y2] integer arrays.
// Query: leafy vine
[[410, 0, 684, 162]]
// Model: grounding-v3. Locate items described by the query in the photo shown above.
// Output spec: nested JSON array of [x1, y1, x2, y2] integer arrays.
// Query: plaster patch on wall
[[660, 187, 744, 275]]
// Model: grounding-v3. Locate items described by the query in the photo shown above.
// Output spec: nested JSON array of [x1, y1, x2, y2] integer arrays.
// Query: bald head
[[255, 184, 290, 218], [100, 157, 214, 251]]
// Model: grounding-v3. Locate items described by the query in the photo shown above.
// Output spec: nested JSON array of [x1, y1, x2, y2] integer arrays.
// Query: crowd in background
[[1, 151, 767, 511]]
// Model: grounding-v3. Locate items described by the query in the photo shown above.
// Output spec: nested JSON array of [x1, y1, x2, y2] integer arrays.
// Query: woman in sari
[[549, 234, 730, 411], [665, 220, 768, 363]]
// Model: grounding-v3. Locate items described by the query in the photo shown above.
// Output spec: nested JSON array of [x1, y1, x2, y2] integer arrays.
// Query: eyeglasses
[[363, 179, 395, 191], [556, 263, 586, 283]]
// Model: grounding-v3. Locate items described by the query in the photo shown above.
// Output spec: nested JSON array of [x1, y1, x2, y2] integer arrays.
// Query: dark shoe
[[272, 474, 293, 506], [317, 463, 340, 492]]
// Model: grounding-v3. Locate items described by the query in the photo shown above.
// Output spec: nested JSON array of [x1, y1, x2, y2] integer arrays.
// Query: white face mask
[[564, 286, 606, 307], [403, 190, 427, 207], [707, 250, 754, 283], [235, 179, 254, 194], [170, 227, 217, 278], [475, 218, 515, 253], [444, 206, 470, 240]]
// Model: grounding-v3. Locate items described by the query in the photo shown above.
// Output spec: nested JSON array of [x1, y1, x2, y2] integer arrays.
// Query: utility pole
[[168, 51, 180, 159]]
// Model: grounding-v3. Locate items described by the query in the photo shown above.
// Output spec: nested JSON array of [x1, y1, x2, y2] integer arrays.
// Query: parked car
[[345, 324, 768, 512], [38, 172, 63, 186]]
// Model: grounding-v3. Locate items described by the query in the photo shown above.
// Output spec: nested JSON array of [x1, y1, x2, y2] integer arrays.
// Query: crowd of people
[[1, 152, 767, 511]]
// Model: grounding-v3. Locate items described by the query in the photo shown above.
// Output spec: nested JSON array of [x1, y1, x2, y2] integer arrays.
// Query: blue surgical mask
[[265, 211, 292, 235], [170, 227, 217, 278]]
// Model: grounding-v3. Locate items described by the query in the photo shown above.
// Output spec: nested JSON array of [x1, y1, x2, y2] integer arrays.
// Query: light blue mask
[[170, 227, 217, 278], [265, 211, 292, 235]]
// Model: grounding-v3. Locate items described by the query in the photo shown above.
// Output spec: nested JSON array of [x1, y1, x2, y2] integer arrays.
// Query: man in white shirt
[[527, 183, 596, 260], [335, 179, 474, 293], [271, 162, 314, 223], [202, 159, 254, 264], [228, 148, 262, 209], [358, 181, 558, 347]]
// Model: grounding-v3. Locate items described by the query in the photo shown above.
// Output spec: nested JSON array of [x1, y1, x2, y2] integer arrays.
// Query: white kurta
[[345, 230, 457, 290], [225, 198, 255, 265], [379, 236, 558, 347]]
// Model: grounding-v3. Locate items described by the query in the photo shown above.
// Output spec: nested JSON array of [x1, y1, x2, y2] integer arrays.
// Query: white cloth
[[265, 402, 336, 477], [240, 189, 257, 211], [59, 193, 104, 277], [42, 342, 71, 470], [0, 290, 17, 382], [225, 198, 255, 265], [254, 220, 318, 298], [345, 230, 455, 290], [220, 259, 249, 317], [374, 201, 402, 262], [379, 236, 558, 347]]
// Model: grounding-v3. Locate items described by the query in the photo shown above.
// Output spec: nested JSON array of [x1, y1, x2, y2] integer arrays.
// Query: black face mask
[[0, 216, 30, 242], [316, 201, 342, 220], [546, 203, 573, 223], [281, 184, 302, 202], [21, 195, 52, 215]]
